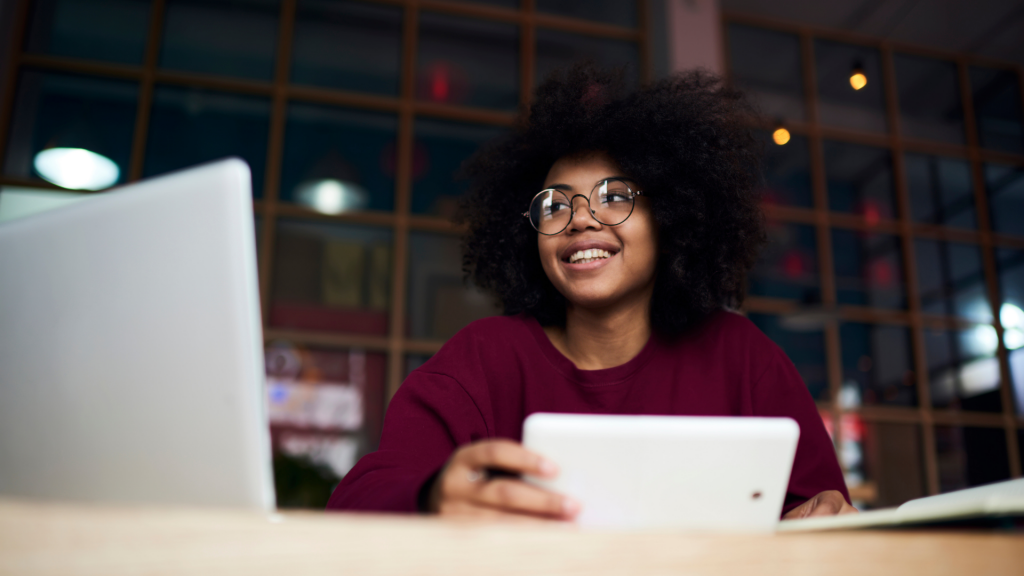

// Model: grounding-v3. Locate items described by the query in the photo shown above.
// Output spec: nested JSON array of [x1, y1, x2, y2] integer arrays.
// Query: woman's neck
[[544, 291, 653, 371]]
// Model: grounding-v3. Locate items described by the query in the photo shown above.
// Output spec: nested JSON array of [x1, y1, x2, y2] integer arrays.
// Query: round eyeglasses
[[522, 178, 643, 235]]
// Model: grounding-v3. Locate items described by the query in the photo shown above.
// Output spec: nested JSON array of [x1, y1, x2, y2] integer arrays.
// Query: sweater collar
[[523, 315, 661, 387]]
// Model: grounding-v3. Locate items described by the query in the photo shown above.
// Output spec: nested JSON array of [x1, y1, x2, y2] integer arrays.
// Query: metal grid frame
[[723, 11, 1024, 500], [0, 0, 651, 417]]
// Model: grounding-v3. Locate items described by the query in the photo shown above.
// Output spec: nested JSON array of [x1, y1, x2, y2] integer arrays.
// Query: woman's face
[[537, 152, 659, 311]]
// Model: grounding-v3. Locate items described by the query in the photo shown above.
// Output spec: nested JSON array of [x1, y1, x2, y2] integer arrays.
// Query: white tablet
[[522, 413, 800, 532]]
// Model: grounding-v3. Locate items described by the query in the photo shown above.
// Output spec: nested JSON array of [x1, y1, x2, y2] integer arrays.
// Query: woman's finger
[[471, 478, 581, 519], [456, 439, 559, 478]]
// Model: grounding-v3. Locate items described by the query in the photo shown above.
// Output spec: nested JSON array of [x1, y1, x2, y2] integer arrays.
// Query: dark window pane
[[144, 86, 270, 196], [160, 0, 279, 80], [270, 220, 391, 336], [924, 326, 1001, 413], [280, 103, 397, 213], [985, 163, 1024, 237], [894, 54, 964, 144], [412, 118, 505, 218], [814, 40, 887, 133], [728, 25, 804, 121], [449, 0, 517, 7], [537, 0, 636, 27], [417, 12, 518, 110], [3, 71, 136, 189], [759, 130, 813, 208], [748, 313, 828, 401], [839, 322, 916, 407], [26, 0, 150, 64], [407, 232, 500, 341], [914, 239, 990, 322], [832, 230, 906, 309], [823, 140, 896, 220], [266, 343, 386, 508], [856, 422, 927, 509], [996, 248, 1024, 415], [905, 153, 976, 229], [290, 0, 401, 95], [535, 29, 639, 88], [750, 222, 819, 301], [405, 354, 432, 380], [970, 67, 1024, 154], [936, 425, 1010, 493]]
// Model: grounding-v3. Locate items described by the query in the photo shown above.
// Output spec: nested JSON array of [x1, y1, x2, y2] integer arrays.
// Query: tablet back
[[523, 413, 799, 532]]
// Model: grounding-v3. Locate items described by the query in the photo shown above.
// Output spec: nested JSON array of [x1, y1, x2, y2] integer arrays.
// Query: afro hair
[[458, 63, 767, 336]]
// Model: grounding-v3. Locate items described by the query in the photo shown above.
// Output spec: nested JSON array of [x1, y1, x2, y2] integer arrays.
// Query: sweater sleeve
[[325, 370, 489, 513], [751, 347, 850, 514]]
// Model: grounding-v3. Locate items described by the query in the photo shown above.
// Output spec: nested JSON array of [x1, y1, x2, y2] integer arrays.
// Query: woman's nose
[[568, 194, 602, 232]]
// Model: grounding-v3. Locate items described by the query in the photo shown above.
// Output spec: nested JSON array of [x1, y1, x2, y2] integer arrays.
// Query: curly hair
[[457, 63, 767, 335]]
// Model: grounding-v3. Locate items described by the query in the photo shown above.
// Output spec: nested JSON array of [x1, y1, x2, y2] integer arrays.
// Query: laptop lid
[[523, 413, 800, 532], [0, 158, 274, 510]]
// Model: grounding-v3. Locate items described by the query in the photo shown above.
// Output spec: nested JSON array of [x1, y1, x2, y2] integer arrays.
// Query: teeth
[[568, 249, 612, 263]]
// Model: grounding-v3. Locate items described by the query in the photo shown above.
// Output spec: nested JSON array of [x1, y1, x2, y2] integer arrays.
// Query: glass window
[[914, 239, 990, 322], [405, 354, 432, 380], [759, 130, 813, 208], [25, 0, 151, 64], [985, 163, 1024, 237], [894, 54, 964, 144], [832, 230, 906, 309], [728, 25, 805, 121], [535, 29, 639, 88], [839, 322, 916, 407], [3, 71, 137, 189], [748, 313, 828, 401], [144, 86, 270, 196], [924, 326, 1001, 413], [970, 67, 1024, 154], [996, 248, 1024, 415], [160, 0, 280, 80], [856, 422, 927, 509], [407, 231, 501, 341], [417, 12, 519, 111], [280, 103, 398, 213], [537, 0, 636, 28], [823, 140, 896, 220], [905, 153, 976, 229], [265, 343, 386, 508], [814, 40, 887, 133], [412, 118, 505, 218], [935, 425, 1010, 493], [270, 220, 392, 336], [290, 0, 402, 95], [749, 222, 819, 302]]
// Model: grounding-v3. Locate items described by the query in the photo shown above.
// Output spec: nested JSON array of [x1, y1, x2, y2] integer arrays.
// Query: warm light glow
[[850, 71, 868, 91], [294, 179, 368, 215], [772, 127, 791, 145], [33, 147, 120, 191]]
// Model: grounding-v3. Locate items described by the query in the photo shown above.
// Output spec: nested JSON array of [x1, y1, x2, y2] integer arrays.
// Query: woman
[[326, 65, 855, 521]]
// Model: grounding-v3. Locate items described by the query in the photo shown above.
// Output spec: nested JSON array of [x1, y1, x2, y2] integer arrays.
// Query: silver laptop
[[523, 413, 800, 532], [0, 158, 275, 510]]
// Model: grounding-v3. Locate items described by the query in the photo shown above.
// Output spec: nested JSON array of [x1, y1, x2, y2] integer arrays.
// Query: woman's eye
[[547, 202, 570, 214], [604, 193, 631, 203]]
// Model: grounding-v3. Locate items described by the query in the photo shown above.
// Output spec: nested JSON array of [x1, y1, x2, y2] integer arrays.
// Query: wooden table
[[1, 498, 1021, 575]]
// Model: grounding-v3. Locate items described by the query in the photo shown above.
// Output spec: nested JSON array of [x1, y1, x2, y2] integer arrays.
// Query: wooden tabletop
[[1, 498, 1021, 576]]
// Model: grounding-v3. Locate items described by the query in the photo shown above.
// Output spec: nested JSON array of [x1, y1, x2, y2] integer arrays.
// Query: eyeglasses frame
[[521, 178, 644, 236]]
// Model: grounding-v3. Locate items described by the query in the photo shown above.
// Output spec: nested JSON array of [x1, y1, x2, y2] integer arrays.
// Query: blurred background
[[0, 0, 1022, 510]]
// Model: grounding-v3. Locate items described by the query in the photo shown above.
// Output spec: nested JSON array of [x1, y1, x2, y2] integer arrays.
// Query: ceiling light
[[772, 127, 791, 146], [294, 179, 368, 215], [33, 147, 120, 191], [849, 61, 867, 91]]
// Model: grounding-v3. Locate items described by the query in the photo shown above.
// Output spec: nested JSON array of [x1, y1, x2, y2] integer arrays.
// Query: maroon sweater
[[326, 311, 848, 513]]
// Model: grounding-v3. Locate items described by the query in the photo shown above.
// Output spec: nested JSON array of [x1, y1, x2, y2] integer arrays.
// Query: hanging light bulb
[[849, 61, 867, 91], [33, 147, 120, 190], [772, 125, 791, 146]]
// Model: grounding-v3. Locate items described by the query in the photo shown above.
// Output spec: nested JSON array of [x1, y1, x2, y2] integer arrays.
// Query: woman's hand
[[782, 490, 858, 520], [427, 439, 581, 521]]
